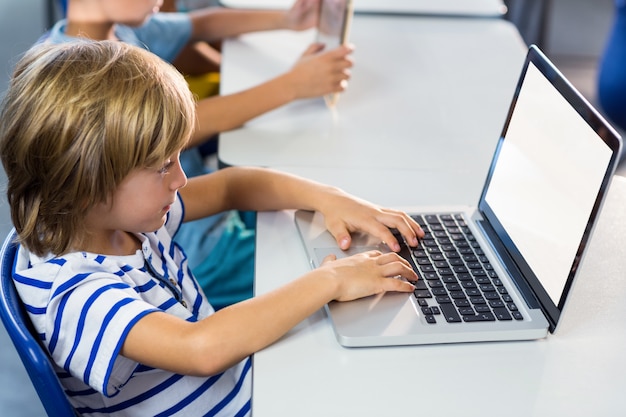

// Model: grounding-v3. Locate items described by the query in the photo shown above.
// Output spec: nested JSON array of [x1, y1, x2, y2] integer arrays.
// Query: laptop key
[[424, 315, 437, 324], [435, 295, 452, 304], [414, 280, 428, 290], [424, 214, 439, 222], [449, 291, 466, 299], [470, 296, 486, 304], [439, 303, 462, 323], [483, 291, 501, 300], [416, 257, 433, 265], [463, 312, 496, 322], [414, 289, 432, 298], [454, 299, 470, 308], [421, 272, 439, 280], [458, 307, 476, 316], [493, 307, 512, 321], [457, 273, 473, 281], [474, 305, 491, 313], [441, 275, 457, 284], [411, 215, 426, 226], [449, 258, 464, 266], [431, 253, 446, 261], [428, 280, 444, 288], [475, 276, 490, 284], [461, 281, 477, 289], [432, 288, 447, 296]]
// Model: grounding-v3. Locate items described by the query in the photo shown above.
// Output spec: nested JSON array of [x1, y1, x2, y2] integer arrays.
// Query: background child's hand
[[319, 251, 417, 301], [286, 43, 354, 98], [285, 0, 320, 31]]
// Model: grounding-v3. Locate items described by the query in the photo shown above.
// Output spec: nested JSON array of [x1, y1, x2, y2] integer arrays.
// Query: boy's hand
[[285, 0, 321, 31], [286, 43, 354, 99], [320, 251, 418, 302], [318, 193, 424, 253]]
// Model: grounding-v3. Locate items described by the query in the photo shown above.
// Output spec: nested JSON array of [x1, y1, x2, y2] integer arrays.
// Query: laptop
[[316, 0, 354, 107], [294, 45, 623, 347]]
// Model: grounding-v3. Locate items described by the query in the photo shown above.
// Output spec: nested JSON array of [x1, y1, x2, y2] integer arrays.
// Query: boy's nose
[[172, 164, 188, 190]]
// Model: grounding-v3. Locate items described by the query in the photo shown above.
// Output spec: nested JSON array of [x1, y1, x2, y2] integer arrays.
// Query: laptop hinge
[[476, 218, 541, 310]]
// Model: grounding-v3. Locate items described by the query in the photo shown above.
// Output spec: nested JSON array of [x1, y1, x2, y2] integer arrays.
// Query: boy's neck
[[64, 20, 117, 41], [72, 229, 142, 257]]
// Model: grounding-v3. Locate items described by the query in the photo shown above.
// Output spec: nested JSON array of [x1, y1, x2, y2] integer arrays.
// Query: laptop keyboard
[[397, 213, 524, 325]]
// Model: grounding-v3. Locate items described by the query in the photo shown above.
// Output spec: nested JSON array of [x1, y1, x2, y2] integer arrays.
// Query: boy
[[0, 41, 421, 416], [44, 0, 355, 309]]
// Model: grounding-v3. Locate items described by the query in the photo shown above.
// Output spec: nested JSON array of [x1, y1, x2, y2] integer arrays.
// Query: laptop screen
[[478, 46, 621, 330]]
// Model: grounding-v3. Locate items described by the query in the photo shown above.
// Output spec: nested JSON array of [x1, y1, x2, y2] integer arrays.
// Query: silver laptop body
[[294, 45, 623, 347]]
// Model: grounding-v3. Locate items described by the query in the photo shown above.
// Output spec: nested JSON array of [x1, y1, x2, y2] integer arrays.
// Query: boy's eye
[[158, 160, 173, 174]]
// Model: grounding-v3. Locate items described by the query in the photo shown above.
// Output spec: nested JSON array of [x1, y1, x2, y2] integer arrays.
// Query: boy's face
[[102, 0, 164, 27], [87, 152, 187, 235]]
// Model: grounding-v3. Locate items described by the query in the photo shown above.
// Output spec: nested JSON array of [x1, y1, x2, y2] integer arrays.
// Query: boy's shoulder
[[13, 246, 141, 294]]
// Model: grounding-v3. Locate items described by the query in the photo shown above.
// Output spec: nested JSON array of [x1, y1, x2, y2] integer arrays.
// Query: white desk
[[220, 0, 507, 17], [252, 168, 626, 417], [218, 14, 527, 178]]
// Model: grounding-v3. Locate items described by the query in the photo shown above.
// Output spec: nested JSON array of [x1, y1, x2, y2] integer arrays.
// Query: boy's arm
[[188, 43, 353, 146], [187, 0, 319, 41], [121, 248, 417, 376], [179, 166, 423, 251]]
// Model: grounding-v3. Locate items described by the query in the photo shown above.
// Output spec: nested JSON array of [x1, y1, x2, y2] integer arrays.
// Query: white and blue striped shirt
[[12, 197, 251, 416]]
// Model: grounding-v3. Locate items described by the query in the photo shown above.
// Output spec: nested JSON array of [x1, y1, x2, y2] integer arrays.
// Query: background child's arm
[[187, 0, 319, 41], [179, 166, 423, 251], [120, 247, 416, 376], [188, 43, 353, 145]]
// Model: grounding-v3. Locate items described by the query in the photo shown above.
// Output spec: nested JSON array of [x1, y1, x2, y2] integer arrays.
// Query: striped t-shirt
[[12, 197, 251, 416]]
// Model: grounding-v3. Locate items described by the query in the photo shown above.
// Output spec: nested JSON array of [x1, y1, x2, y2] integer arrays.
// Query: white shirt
[[13, 197, 251, 416]]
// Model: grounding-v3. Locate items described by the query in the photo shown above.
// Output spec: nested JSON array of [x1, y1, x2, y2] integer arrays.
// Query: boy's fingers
[[321, 253, 337, 265], [382, 278, 416, 293]]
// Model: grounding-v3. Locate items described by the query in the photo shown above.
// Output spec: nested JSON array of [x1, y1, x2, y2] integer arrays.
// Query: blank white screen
[[484, 63, 612, 306]]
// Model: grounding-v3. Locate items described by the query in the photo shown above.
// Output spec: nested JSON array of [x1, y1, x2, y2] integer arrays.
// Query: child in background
[[44, 0, 354, 309], [160, 0, 222, 84], [161, 0, 221, 13], [172, 0, 221, 11], [0, 40, 421, 416], [46, 0, 353, 146]]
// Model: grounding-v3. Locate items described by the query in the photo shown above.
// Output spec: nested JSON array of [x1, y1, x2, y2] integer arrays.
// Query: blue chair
[[0, 230, 79, 416], [59, 0, 67, 15], [46, 0, 67, 28]]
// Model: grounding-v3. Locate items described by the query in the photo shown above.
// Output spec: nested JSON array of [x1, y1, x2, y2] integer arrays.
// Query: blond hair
[[0, 40, 196, 256]]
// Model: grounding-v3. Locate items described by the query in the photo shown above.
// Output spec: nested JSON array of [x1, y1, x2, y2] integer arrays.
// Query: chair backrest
[[0, 230, 79, 416], [58, 0, 67, 15]]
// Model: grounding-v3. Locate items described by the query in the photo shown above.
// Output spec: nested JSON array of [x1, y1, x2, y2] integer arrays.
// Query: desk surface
[[219, 0, 507, 17], [218, 14, 526, 178], [252, 167, 626, 417]]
